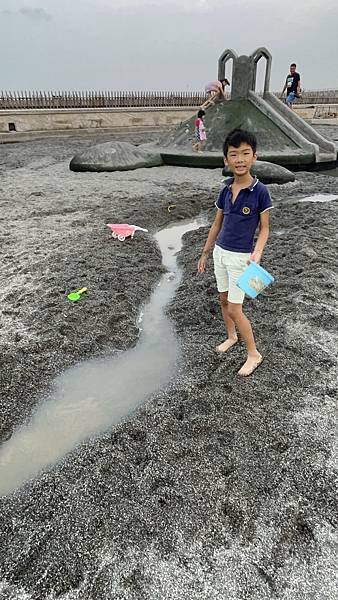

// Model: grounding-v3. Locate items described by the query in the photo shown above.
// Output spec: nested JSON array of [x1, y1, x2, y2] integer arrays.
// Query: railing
[[0, 89, 338, 110], [0, 91, 206, 110], [274, 89, 338, 105]]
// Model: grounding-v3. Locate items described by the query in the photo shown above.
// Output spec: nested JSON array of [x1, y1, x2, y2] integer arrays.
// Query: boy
[[281, 63, 301, 109], [197, 129, 272, 376]]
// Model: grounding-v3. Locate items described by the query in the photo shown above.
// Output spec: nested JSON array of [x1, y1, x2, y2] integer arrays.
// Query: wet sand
[[0, 132, 337, 599]]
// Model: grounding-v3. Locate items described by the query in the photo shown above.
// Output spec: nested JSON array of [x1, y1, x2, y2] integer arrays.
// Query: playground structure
[[159, 47, 337, 169]]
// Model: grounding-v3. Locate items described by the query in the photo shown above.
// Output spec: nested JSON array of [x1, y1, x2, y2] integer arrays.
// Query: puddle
[[298, 194, 338, 203], [0, 219, 203, 496]]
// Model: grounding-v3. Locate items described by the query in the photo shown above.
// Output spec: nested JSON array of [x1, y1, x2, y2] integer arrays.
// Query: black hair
[[220, 78, 230, 86], [197, 109, 205, 119], [290, 63, 296, 67], [223, 128, 257, 156]]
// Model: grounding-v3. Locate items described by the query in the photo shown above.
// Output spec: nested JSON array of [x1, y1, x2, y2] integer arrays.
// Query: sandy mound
[[69, 140, 163, 172]]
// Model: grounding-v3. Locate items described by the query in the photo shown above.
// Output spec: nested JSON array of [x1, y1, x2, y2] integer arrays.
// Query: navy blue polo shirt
[[215, 177, 272, 253]]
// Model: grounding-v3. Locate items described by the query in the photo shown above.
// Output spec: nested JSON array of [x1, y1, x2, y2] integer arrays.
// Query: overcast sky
[[1, 0, 337, 92]]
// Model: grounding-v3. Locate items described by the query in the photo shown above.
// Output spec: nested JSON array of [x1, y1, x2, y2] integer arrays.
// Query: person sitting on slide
[[201, 79, 230, 109]]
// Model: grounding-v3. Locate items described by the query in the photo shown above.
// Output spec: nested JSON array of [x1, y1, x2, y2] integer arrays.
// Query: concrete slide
[[250, 91, 337, 163]]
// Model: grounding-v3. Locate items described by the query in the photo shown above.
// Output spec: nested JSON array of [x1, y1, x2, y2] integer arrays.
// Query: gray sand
[[0, 131, 337, 599]]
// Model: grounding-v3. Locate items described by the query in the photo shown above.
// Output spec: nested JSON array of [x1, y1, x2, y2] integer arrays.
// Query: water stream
[[298, 193, 338, 203], [0, 219, 203, 496]]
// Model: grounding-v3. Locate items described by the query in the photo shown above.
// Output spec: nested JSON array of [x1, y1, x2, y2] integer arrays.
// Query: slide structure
[[159, 47, 337, 169]]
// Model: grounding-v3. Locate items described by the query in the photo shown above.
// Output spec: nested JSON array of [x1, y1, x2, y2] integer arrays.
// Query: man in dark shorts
[[282, 63, 301, 109]]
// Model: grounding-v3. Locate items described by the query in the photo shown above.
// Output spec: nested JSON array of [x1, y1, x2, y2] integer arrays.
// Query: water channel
[[0, 219, 203, 496]]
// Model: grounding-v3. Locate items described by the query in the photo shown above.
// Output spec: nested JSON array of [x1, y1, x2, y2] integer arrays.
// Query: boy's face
[[224, 143, 257, 176], [290, 65, 296, 75]]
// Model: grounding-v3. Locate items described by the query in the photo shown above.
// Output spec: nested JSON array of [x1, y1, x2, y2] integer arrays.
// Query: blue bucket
[[236, 261, 274, 299]]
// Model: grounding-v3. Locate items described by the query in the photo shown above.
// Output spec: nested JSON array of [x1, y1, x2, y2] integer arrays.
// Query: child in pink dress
[[192, 109, 207, 153]]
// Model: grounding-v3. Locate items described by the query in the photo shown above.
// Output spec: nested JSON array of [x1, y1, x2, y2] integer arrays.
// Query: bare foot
[[238, 353, 263, 376], [216, 337, 238, 353]]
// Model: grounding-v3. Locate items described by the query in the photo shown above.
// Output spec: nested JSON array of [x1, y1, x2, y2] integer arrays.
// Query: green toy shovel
[[67, 287, 87, 302]]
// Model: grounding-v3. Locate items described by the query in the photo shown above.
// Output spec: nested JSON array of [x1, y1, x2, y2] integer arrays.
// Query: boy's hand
[[249, 250, 262, 264], [197, 253, 208, 273]]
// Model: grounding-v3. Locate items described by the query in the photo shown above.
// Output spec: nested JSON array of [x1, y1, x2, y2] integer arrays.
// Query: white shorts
[[213, 245, 250, 304]]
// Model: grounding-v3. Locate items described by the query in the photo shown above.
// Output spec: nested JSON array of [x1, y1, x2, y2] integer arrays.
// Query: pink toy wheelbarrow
[[106, 223, 148, 241]]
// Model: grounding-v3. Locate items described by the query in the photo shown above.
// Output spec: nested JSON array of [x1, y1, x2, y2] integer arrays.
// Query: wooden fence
[[0, 89, 338, 110], [0, 91, 205, 110]]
